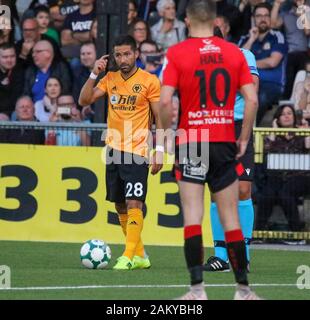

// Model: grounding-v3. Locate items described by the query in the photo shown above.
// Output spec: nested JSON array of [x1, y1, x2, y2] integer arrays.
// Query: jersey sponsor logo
[[110, 94, 137, 106], [71, 20, 93, 32], [132, 84, 142, 93], [110, 94, 119, 105], [199, 39, 221, 54], [245, 168, 251, 176]]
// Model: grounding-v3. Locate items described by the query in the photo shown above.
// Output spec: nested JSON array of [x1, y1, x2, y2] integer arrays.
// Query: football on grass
[[80, 239, 111, 269]]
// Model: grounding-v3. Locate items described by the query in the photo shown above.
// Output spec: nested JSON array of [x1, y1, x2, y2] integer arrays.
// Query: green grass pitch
[[0, 241, 309, 300]]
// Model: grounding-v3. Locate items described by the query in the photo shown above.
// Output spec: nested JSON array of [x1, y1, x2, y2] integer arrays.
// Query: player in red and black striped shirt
[[159, 0, 261, 300]]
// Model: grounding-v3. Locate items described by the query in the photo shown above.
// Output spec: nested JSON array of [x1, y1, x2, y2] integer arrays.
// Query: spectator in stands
[[0, 15, 14, 44], [128, 18, 152, 48], [16, 18, 41, 66], [0, 113, 10, 143], [35, 5, 60, 45], [61, 0, 96, 59], [214, 15, 231, 41], [24, 40, 72, 103], [271, 0, 310, 99], [6, 96, 45, 144], [35, 76, 62, 122], [239, 3, 288, 125], [90, 19, 98, 42], [72, 42, 96, 120], [293, 59, 310, 123], [16, 18, 62, 67], [237, 0, 265, 42], [48, 0, 80, 30], [151, 0, 186, 52], [48, 94, 91, 146], [255, 103, 310, 232], [0, 43, 24, 117], [128, 0, 139, 25], [137, 40, 163, 77]]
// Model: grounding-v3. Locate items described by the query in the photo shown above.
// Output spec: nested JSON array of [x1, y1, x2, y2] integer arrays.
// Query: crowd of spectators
[[0, 0, 310, 232]]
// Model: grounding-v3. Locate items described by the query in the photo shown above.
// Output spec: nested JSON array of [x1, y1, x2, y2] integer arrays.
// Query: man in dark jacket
[[23, 40, 72, 102], [0, 43, 24, 117]]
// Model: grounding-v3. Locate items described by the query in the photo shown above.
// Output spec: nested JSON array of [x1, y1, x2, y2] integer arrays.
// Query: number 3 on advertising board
[[0, 165, 98, 223]]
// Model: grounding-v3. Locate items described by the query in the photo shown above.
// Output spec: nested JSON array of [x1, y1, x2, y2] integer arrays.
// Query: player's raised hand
[[92, 55, 109, 75]]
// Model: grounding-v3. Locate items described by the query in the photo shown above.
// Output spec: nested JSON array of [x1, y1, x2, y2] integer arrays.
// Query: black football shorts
[[174, 141, 244, 193], [105, 147, 149, 203]]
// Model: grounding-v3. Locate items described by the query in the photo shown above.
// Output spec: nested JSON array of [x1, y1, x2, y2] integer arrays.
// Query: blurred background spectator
[[128, 0, 139, 25], [151, 0, 186, 52], [35, 5, 60, 45], [0, 43, 24, 117], [61, 0, 96, 60], [128, 18, 152, 48], [72, 42, 96, 120], [35, 76, 63, 122], [255, 103, 310, 232], [271, 0, 310, 100], [292, 59, 310, 123], [239, 3, 288, 126], [23, 40, 72, 102], [7, 96, 45, 144], [137, 39, 163, 77], [48, 94, 91, 146]]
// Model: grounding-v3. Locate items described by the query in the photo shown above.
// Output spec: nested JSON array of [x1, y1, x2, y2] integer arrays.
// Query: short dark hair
[[45, 76, 63, 91], [186, 0, 216, 23], [113, 34, 137, 51], [34, 5, 50, 17], [253, 3, 272, 16], [139, 39, 159, 52], [0, 42, 16, 51]]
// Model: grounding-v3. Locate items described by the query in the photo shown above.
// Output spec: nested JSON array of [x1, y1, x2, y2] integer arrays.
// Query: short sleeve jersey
[[234, 48, 259, 121], [162, 36, 253, 143], [96, 68, 160, 157]]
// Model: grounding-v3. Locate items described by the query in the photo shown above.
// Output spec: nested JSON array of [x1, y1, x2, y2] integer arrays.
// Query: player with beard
[[79, 35, 163, 270]]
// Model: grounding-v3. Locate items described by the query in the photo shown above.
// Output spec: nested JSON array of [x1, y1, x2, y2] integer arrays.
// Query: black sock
[[184, 225, 203, 285], [225, 230, 248, 286]]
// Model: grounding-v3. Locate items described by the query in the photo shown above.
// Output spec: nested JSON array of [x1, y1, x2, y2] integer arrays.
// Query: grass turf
[[0, 241, 309, 300]]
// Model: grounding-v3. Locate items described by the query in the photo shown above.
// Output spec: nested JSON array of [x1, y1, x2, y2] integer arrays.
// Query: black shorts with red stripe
[[173, 142, 245, 193]]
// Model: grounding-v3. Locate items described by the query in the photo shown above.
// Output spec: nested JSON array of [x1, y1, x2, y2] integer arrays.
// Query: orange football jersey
[[96, 68, 160, 157]]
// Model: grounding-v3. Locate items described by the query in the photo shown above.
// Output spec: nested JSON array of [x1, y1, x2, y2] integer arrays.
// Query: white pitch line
[[0, 283, 298, 291]]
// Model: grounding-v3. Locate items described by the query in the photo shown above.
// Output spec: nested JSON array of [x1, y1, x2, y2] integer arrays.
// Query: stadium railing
[[253, 127, 310, 242]]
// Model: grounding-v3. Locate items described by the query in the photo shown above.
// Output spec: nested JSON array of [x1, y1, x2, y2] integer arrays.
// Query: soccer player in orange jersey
[[79, 35, 163, 270]]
